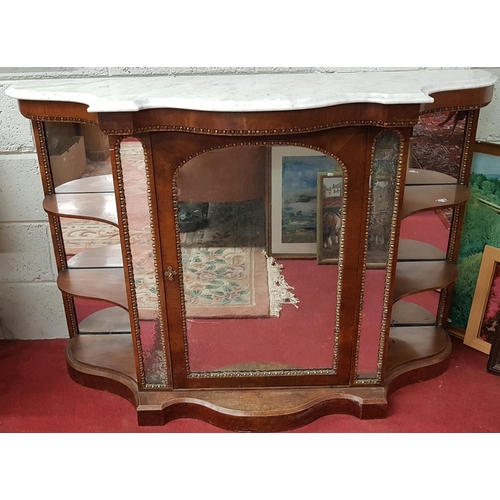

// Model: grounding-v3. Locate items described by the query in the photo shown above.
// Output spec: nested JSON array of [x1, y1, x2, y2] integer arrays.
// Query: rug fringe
[[263, 251, 300, 317]]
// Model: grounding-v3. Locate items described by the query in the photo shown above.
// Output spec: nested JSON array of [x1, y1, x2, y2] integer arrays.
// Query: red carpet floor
[[1, 335, 499, 433]]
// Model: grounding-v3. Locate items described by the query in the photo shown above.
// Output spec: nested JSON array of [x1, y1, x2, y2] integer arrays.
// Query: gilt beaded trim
[[34, 121, 80, 338], [101, 119, 418, 138], [420, 104, 485, 117], [25, 114, 98, 126], [137, 136, 170, 389], [353, 130, 406, 385], [172, 141, 348, 380], [111, 138, 147, 386], [35, 121, 55, 194], [375, 132, 406, 382], [112, 138, 170, 389], [435, 109, 477, 327]]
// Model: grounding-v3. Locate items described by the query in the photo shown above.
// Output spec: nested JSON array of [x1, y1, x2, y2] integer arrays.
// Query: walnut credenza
[[6, 69, 496, 430]]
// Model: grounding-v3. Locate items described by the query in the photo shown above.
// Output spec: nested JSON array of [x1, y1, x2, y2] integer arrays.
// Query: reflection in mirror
[[43, 121, 128, 339], [411, 110, 468, 180], [45, 122, 111, 190], [73, 298, 131, 335], [177, 146, 345, 374], [119, 139, 167, 385], [391, 291, 440, 328], [356, 130, 401, 379]]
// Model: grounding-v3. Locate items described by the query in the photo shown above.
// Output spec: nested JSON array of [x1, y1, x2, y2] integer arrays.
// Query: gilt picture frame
[[463, 245, 500, 354], [270, 146, 342, 258]]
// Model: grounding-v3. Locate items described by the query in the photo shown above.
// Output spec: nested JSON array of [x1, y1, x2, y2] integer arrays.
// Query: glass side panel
[[119, 139, 167, 385], [356, 130, 401, 379]]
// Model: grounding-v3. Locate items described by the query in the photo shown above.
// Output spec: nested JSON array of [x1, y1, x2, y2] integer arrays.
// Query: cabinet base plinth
[[134, 387, 389, 430], [66, 333, 452, 431]]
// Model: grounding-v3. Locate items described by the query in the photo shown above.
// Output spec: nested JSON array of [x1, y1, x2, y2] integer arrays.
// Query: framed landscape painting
[[448, 141, 500, 333], [270, 146, 342, 257]]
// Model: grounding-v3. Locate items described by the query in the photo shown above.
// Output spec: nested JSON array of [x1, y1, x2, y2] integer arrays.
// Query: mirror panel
[[411, 110, 468, 180], [356, 130, 401, 379], [119, 139, 167, 385], [177, 146, 345, 375]]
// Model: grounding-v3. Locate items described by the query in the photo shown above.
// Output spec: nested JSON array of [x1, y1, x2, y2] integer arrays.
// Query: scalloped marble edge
[[5, 69, 497, 113]]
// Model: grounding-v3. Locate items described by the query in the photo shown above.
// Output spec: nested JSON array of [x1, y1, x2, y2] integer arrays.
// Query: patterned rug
[[411, 111, 465, 179], [180, 199, 272, 317], [61, 141, 298, 318]]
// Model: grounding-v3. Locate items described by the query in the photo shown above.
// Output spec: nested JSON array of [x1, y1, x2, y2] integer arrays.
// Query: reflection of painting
[[271, 147, 341, 256], [317, 173, 343, 264], [449, 143, 500, 331], [464, 245, 500, 354]]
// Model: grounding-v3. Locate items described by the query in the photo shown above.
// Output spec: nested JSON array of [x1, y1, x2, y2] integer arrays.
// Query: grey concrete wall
[[0, 67, 498, 339]]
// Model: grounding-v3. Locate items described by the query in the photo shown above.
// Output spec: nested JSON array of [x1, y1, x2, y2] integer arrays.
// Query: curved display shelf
[[401, 185, 469, 219], [67, 245, 123, 269], [405, 168, 457, 186], [393, 261, 458, 302], [67, 334, 137, 382], [397, 239, 446, 261], [55, 175, 115, 194], [391, 300, 436, 326], [57, 268, 128, 309], [78, 306, 131, 334], [43, 193, 119, 226], [386, 326, 450, 375]]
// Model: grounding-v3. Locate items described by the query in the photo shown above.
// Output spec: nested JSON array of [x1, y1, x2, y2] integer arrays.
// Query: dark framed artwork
[[463, 245, 500, 354], [448, 141, 500, 333], [316, 172, 343, 264], [487, 328, 500, 376], [270, 146, 342, 257]]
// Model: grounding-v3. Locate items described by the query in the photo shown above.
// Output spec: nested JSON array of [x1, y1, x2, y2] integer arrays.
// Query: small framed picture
[[317, 172, 343, 264], [270, 146, 342, 257], [464, 245, 500, 354]]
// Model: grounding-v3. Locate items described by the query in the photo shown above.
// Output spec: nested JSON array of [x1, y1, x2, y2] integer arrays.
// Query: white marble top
[[5, 69, 497, 113]]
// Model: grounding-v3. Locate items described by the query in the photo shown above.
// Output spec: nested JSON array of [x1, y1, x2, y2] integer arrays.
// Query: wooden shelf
[[391, 300, 436, 326], [386, 326, 449, 375], [394, 261, 458, 302], [78, 306, 131, 334], [67, 333, 137, 382], [57, 268, 128, 309], [397, 239, 446, 261], [401, 185, 469, 219], [43, 193, 119, 226], [55, 175, 114, 194], [405, 168, 457, 185], [67, 245, 123, 268]]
